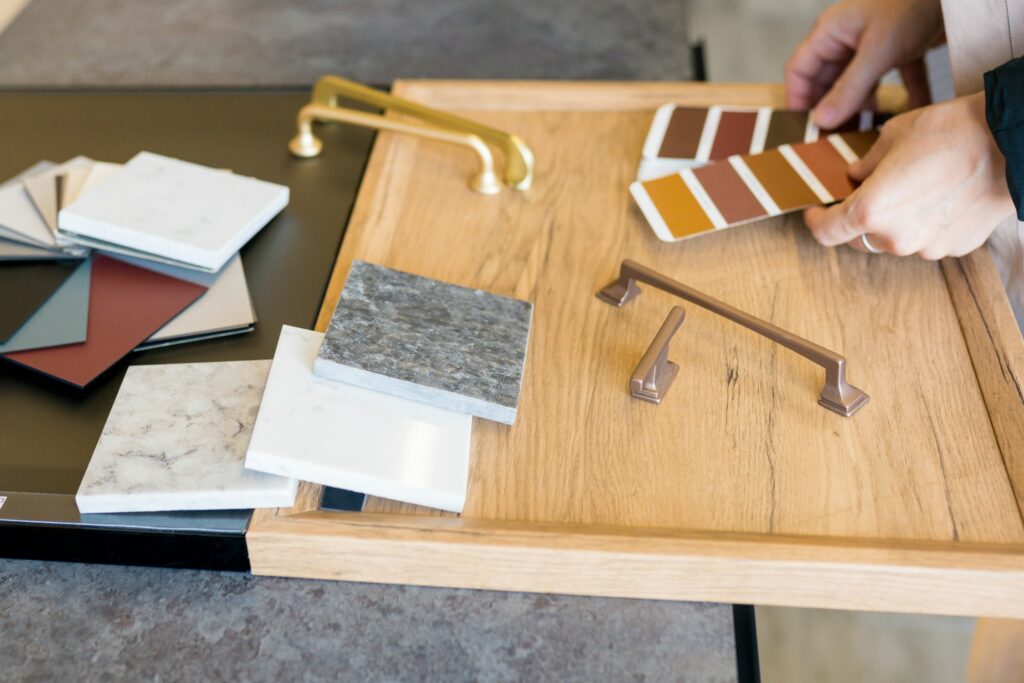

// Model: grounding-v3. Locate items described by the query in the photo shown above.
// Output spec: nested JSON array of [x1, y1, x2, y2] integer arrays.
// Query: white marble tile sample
[[246, 326, 473, 513], [76, 360, 298, 514], [314, 261, 533, 425], [59, 151, 289, 272]]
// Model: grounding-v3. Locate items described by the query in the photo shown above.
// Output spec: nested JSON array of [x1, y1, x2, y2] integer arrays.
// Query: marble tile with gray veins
[[313, 260, 533, 425], [76, 361, 298, 513]]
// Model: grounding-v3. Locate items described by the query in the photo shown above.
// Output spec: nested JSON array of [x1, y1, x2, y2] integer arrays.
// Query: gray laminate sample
[[314, 260, 532, 425]]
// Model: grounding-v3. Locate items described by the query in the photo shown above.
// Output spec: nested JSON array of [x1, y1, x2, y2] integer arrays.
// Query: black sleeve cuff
[[985, 56, 1024, 220]]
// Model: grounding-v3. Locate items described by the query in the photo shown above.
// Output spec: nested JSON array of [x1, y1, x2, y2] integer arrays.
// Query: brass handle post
[[631, 306, 686, 404], [310, 76, 534, 190], [598, 260, 868, 417], [289, 103, 501, 195]]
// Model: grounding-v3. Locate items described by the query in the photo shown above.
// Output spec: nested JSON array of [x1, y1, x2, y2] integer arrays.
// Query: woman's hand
[[804, 93, 1015, 259], [785, 0, 944, 128]]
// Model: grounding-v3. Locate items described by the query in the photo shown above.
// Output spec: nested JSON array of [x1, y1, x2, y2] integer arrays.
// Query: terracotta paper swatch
[[4, 255, 206, 387]]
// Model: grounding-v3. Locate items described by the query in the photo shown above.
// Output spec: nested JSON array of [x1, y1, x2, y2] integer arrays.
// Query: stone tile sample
[[246, 326, 472, 513], [313, 260, 533, 425], [59, 151, 289, 272], [76, 360, 297, 513]]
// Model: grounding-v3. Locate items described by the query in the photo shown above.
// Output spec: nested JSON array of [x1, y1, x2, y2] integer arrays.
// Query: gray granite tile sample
[[76, 360, 297, 513], [313, 260, 533, 425]]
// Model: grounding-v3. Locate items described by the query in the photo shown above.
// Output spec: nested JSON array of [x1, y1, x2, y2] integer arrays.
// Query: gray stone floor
[[0, 558, 737, 682], [0, 0, 692, 85]]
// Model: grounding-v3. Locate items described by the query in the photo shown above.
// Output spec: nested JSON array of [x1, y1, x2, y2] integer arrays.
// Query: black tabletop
[[0, 90, 374, 556]]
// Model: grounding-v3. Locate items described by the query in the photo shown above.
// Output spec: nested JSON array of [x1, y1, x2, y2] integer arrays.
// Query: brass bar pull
[[632, 306, 685, 404], [598, 260, 868, 417], [289, 103, 501, 196], [310, 75, 535, 190]]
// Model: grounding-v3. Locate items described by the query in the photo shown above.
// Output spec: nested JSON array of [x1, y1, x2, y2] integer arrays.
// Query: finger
[[804, 194, 866, 247], [899, 61, 931, 109], [813, 44, 893, 128], [786, 25, 855, 109], [846, 234, 869, 252]]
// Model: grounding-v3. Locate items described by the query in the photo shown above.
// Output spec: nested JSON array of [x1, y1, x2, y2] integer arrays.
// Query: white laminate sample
[[246, 326, 473, 513], [76, 360, 298, 513], [58, 151, 289, 272]]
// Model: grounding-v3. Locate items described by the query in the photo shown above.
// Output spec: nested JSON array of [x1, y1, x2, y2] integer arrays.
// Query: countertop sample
[[0, 558, 739, 682], [315, 261, 532, 425], [76, 360, 297, 514]]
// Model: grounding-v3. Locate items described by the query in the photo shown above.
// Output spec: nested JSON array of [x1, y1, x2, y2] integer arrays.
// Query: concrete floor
[[0, 1, 981, 681], [0, 559, 738, 682]]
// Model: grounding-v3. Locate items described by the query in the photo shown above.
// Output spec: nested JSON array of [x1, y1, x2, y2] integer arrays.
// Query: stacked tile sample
[[313, 260, 533, 425]]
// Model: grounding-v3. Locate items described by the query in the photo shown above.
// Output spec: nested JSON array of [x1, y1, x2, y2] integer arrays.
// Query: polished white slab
[[246, 326, 473, 513], [76, 360, 298, 514], [59, 151, 289, 272]]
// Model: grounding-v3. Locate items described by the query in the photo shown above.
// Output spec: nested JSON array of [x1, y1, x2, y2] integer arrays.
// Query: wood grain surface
[[248, 82, 1024, 615]]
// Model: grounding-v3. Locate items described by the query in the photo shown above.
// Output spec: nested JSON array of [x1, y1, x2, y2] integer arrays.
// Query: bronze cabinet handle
[[598, 260, 869, 417], [631, 306, 686, 404]]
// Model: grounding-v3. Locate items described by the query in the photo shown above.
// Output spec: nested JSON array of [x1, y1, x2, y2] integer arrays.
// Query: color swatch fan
[[632, 130, 878, 242], [638, 104, 886, 181]]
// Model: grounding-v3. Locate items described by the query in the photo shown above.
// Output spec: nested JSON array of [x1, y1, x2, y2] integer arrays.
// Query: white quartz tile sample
[[314, 260, 533, 425], [246, 326, 473, 513], [59, 151, 289, 272], [76, 360, 298, 514]]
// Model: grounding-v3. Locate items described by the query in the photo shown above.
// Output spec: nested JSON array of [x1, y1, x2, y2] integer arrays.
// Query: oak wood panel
[[248, 82, 1024, 614], [329, 82, 1019, 542]]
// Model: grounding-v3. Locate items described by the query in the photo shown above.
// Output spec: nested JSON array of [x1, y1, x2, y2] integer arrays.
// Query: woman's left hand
[[804, 92, 1015, 259]]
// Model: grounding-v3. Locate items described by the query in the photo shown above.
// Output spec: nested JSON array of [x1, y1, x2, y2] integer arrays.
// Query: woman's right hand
[[785, 0, 944, 128]]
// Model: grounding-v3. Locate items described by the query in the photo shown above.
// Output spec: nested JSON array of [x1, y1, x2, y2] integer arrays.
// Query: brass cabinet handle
[[289, 103, 501, 195], [598, 260, 869, 417], [631, 306, 686, 404], [309, 76, 534, 190]]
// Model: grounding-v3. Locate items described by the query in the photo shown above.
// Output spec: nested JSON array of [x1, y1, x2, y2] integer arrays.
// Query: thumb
[[813, 46, 890, 128]]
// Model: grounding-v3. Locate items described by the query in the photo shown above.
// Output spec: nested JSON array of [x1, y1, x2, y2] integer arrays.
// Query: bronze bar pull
[[598, 260, 869, 417], [289, 103, 501, 195], [631, 306, 686, 404], [310, 76, 534, 190]]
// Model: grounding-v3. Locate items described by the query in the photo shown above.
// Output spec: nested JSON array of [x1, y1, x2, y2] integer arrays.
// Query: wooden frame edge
[[248, 511, 1024, 618]]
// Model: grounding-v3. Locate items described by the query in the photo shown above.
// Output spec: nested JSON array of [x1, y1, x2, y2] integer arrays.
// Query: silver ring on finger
[[860, 233, 883, 254]]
